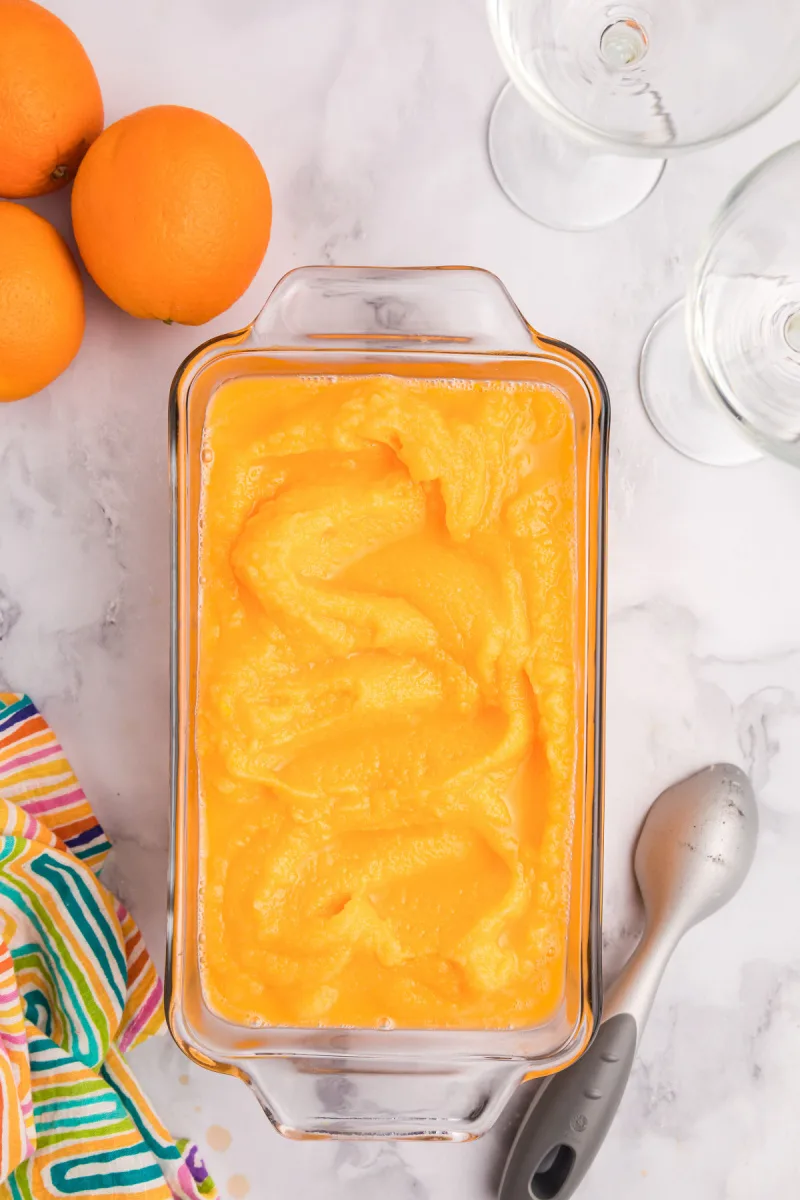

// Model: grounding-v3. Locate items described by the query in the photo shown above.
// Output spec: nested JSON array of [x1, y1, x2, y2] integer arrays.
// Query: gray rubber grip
[[498, 1014, 638, 1200]]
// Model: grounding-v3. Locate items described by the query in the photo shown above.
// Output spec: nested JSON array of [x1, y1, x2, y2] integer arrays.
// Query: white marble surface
[[2, 0, 800, 1196]]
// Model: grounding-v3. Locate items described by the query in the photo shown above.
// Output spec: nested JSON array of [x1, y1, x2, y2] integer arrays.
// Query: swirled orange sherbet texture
[[198, 373, 578, 1029]]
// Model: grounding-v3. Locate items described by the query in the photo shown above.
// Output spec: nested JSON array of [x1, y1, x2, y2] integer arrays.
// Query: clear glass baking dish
[[167, 265, 608, 1141]]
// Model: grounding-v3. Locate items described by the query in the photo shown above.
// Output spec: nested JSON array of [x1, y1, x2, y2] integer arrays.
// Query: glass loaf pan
[[167, 265, 608, 1140]]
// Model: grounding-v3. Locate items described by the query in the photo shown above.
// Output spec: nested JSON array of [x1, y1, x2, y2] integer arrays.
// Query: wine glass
[[639, 142, 800, 467], [486, 0, 800, 231]]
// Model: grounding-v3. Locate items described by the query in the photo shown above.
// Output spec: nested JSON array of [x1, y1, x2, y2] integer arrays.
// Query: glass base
[[487, 82, 665, 231], [639, 300, 761, 466], [241, 1056, 529, 1140]]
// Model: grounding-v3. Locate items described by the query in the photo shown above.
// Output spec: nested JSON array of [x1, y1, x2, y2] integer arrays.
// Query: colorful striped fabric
[[0, 694, 218, 1199]]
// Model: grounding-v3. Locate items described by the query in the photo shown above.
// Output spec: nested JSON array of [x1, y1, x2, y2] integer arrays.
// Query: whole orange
[[72, 105, 272, 326], [0, 202, 85, 401], [0, 0, 103, 198]]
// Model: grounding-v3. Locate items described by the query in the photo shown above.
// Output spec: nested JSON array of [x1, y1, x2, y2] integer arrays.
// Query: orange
[[0, 202, 85, 401], [0, 0, 103, 198], [72, 105, 272, 326]]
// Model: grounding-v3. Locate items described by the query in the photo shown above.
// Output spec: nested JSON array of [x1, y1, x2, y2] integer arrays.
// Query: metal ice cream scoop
[[499, 763, 758, 1200]]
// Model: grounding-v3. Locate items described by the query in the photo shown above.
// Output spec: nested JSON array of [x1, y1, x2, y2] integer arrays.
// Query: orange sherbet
[[198, 373, 578, 1029]]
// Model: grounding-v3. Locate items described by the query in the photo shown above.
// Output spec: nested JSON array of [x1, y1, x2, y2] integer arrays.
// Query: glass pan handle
[[251, 265, 539, 353]]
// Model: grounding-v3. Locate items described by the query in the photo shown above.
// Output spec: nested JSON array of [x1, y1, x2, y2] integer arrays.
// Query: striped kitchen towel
[[0, 693, 218, 1200]]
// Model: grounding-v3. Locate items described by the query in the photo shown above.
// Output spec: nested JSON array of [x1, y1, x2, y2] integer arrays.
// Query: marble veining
[[2, 0, 800, 1195]]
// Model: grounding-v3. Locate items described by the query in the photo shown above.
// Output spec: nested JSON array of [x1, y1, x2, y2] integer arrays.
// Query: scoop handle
[[498, 1014, 637, 1200]]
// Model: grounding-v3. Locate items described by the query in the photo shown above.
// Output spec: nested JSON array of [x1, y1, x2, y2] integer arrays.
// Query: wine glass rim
[[688, 140, 800, 466], [486, 0, 800, 156], [690, 139, 800, 326], [697, 140, 800, 239]]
